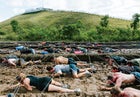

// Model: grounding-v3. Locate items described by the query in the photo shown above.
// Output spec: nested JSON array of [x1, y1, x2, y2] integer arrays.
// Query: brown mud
[[0, 41, 140, 97]]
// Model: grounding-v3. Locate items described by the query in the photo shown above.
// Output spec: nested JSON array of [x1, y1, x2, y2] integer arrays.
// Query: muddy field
[[0, 41, 140, 97]]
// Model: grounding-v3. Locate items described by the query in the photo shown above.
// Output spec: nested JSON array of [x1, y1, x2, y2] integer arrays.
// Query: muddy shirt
[[27, 75, 52, 91], [54, 65, 71, 74], [111, 56, 127, 65]]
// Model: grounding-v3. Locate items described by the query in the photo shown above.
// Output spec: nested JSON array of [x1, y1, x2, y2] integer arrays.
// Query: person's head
[[1, 57, 7, 63], [7, 93, 14, 97], [16, 73, 26, 83], [46, 66, 54, 73], [110, 87, 121, 97], [49, 56, 55, 62], [126, 61, 133, 66], [112, 66, 119, 72], [107, 75, 115, 86]]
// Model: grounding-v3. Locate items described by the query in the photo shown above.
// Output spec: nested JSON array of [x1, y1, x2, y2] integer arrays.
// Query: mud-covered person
[[11, 73, 81, 94], [50, 56, 88, 66], [99, 72, 140, 91], [1, 55, 41, 67], [104, 55, 127, 66], [110, 87, 140, 97], [46, 63, 94, 78], [111, 64, 140, 74], [15, 45, 35, 54]]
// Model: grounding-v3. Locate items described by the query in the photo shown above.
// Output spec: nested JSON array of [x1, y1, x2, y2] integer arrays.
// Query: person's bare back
[[121, 87, 140, 97], [114, 72, 136, 83], [56, 56, 68, 64]]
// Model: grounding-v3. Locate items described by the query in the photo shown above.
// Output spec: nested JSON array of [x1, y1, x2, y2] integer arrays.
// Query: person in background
[[1, 55, 41, 67]]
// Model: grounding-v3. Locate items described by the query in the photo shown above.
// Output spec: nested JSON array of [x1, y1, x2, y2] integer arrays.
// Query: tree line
[[3, 13, 140, 41]]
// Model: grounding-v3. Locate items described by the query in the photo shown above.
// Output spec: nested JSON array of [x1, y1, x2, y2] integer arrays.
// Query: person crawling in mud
[[11, 73, 81, 94], [1, 55, 41, 67], [111, 64, 140, 74], [110, 87, 140, 97], [46, 64, 96, 78], [99, 72, 140, 91], [128, 58, 140, 67], [15, 45, 35, 54], [105, 55, 127, 66], [50, 56, 89, 66]]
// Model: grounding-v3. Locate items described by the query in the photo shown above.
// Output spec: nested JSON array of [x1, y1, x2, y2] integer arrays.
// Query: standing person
[[13, 73, 81, 94], [110, 87, 140, 97], [50, 56, 88, 66], [47, 64, 92, 78]]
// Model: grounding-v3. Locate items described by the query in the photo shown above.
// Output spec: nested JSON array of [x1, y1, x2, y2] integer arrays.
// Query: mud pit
[[0, 41, 140, 97], [0, 61, 112, 97]]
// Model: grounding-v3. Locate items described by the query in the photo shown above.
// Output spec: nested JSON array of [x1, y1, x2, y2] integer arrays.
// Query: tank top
[[27, 75, 52, 91]]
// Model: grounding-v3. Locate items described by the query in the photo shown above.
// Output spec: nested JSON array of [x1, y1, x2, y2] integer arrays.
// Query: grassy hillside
[[0, 10, 133, 41]]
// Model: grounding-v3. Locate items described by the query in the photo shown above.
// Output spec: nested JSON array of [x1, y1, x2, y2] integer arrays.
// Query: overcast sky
[[0, 0, 140, 22]]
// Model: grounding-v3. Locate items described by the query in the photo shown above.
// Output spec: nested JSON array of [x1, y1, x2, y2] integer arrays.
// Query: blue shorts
[[68, 58, 77, 65], [69, 64, 79, 74], [131, 72, 140, 84]]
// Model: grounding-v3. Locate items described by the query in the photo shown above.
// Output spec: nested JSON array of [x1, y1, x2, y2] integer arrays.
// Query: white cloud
[[1, 0, 140, 22], [13, 8, 25, 14], [7, 0, 24, 7], [25, 0, 41, 7]]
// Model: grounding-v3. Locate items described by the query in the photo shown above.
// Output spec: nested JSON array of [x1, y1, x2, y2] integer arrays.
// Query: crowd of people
[[0, 43, 140, 97]]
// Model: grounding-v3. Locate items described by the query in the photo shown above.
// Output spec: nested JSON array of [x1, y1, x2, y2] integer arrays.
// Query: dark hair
[[110, 87, 120, 95], [16, 76, 21, 82], [49, 56, 55, 62], [112, 66, 118, 70], [7, 93, 14, 97], [127, 61, 133, 66], [46, 66, 53, 71], [107, 75, 113, 80]]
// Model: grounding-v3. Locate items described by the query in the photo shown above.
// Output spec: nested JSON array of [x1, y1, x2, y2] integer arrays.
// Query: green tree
[[130, 13, 140, 38], [61, 23, 81, 40], [10, 20, 19, 33], [100, 15, 109, 27]]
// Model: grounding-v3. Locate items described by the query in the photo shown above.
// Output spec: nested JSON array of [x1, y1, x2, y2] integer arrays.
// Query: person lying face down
[[49, 56, 88, 66], [111, 65, 140, 74], [110, 87, 140, 97], [108, 72, 140, 88], [1, 55, 41, 68], [46, 64, 93, 78], [14, 73, 81, 94], [104, 55, 127, 66], [100, 72, 140, 91]]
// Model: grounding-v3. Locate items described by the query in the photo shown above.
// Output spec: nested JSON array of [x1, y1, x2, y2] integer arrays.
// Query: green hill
[[0, 10, 134, 41]]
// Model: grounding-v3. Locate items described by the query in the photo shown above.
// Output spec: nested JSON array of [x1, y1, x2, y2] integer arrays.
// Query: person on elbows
[[11, 73, 81, 94], [46, 64, 92, 78], [1, 56, 41, 67], [50, 56, 88, 66], [99, 72, 140, 91], [110, 87, 140, 97], [105, 55, 127, 66]]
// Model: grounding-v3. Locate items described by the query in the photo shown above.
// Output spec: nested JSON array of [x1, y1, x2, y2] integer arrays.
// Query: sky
[[0, 0, 140, 22]]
